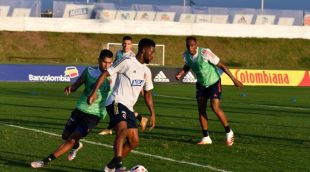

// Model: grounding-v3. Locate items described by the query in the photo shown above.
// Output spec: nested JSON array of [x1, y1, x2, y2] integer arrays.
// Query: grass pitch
[[0, 82, 309, 172]]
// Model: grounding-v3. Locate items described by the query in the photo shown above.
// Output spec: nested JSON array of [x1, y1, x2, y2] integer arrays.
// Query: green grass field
[[0, 82, 309, 172]]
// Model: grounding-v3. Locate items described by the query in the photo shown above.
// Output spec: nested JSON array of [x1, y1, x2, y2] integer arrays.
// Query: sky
[[43, 0, 310, 11]]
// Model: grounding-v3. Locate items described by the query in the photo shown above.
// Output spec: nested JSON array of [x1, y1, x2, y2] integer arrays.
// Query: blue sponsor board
[[0, 64, 86, 82]]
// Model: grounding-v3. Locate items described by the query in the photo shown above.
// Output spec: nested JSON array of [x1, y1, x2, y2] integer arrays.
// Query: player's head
[[98, 49, 113, 72], [122, 35, 133, 53], [186, 36, 198, 56], [138, 38, 156, 64]]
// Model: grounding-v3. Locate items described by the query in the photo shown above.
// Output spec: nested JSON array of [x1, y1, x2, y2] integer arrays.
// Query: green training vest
[[185, 47, 220, 87], [76, 67, 111, 119]]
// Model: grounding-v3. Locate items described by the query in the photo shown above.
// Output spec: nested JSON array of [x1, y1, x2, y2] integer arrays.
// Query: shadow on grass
[[0, 102, 72, 111], [139, 124, 310, 148], [0, 118, 65, 131], [0, 150, 102, 172]]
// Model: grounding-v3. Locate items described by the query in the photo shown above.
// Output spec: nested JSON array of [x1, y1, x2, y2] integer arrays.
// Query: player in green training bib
[[31, 49, 114, 169], [176, 36, 243, 146]]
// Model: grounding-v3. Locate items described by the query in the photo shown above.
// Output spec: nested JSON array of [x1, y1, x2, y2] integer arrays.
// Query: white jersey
[[106, 57, 154, 111]]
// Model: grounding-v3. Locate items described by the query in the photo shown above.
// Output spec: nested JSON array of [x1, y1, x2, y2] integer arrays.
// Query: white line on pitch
[[156, 94, 309, 111], [4, 124, 231, 172]]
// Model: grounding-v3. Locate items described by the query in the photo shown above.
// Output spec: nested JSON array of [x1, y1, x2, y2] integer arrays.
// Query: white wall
[[0, 17, 309, 39]]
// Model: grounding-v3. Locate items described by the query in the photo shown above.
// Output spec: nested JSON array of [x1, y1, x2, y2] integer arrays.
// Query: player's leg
[[122, 128, 139, 158], [196, 83, 212, 145], [122, 109, 139, 158], [67, 111, 101, 160], [99, 112, 147, 135], [197, 96, 212, 144], [105, 121, 127, 171], [211, 98, 234, 146], [54, 130, 83, 159], [105, 103, 129, 171], [209, 80, 234, 146], [30, 109, 80, 168]]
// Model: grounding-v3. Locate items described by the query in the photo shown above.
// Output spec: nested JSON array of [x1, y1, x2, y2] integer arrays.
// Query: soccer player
[[114, 35, 135, 61], [30, 49, 114, 168], [175, 36, 243, 146], [99, 35, 148, 135], [88, 38, 156, 172]]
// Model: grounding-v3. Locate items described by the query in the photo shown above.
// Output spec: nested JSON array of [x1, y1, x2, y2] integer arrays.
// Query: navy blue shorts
[[196, 80, 222, 100], [64, 109, 101, 137], [106, 102, 137, 129]]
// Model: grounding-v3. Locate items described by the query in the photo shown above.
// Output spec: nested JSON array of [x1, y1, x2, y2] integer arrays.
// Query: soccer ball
[[130, 165, 148, 172]]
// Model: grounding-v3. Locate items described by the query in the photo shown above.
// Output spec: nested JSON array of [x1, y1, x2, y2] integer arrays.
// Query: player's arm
[[64, 69, 86, 95], [217, 62, 243, 88], [176, 53, 190, 80], [144, 69, 156, 130], [175, 64, 190, 80], [88, 58, 128, 105], [87, 71, 110, 105], [143, 90, 155, 130]]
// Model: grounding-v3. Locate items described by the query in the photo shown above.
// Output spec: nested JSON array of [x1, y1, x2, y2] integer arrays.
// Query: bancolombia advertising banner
[[0, 64, 309, 86], [0, 64, 85, 82], [221, 69, 310, 86]]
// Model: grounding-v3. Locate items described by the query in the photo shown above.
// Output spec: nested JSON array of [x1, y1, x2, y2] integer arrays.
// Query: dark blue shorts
[[64, 109, 101, 137], [106, 102, 137, 129], [196, 80, 222, 100]]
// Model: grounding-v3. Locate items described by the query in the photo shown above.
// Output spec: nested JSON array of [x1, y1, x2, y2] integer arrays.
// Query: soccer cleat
[[104, 166, 115, 172], [116, 167, 129, 172], [226, 130, 234, 146], [197, 136, 212, 145], [67, 142, 83, 161], [140, 117, 148, 132], [30, 160, 45, 168], [99, 129, 113, 135]]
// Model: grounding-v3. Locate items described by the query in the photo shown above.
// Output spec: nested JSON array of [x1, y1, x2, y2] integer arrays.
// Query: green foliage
[[0, 82, 309, 171]]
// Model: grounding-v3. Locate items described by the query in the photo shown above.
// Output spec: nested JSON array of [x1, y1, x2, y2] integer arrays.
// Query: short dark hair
[[123, 35, 132, 41], [186, 36, 197, 42], [99, 49, 113, 60], [138, 38, 156, 51]]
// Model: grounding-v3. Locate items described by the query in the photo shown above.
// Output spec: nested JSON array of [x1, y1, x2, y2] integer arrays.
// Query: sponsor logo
[[304, 15, 310, 26], [64, 66, 79, 78], [121, 12, 130, 20], [131, 80, 144, 86], [160, 14, 171, 21], [28, 74, 70, 82], [121, 111, 127, 119], [69, 8, 88, 17], [235, 70, 289, 84], [182, 72, 197, 83], [141, 13, 149, 20], [103, 11, 111, 18], [154, 71, 170, 83], [237, 16, 248, 24], [262, 16, 269, 24]]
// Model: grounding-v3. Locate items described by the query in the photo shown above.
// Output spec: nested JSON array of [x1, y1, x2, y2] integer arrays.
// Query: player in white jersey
[[99, 36, 149, 135], [88, 38, 156, 172]]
